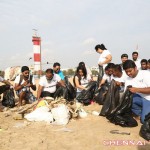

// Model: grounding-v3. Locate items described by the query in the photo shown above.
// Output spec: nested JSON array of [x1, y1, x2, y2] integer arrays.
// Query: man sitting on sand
[[123, 60, 150, 123], [111, 64, 128, 92], [99, 63, 115, 88], [53, 62, 65, 80], [14, 66, 36, 106], [37, 68, 65, 99]]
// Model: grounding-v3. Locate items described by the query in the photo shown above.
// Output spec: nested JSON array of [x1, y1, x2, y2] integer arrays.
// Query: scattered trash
[[92, 111, 99, 116], [13, 112, 24, 120], [4, 110, 11, 117], [78, 108, 88, 118], [13, 122, 26, 128], [110, 130, 130, 135], [53, 127, 73, 132]]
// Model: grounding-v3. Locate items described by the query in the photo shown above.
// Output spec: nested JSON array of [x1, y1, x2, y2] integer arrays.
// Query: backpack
[[2, 88, 15, 108]]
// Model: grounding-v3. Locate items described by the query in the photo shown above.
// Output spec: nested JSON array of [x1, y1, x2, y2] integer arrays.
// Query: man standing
[[120, 54, 128, 68], [53, 62, 65, 80], [123, 60, 150, 123], [132, 52, 141, 69], [14, 66, 36, 106], [140, 59, 148, 70]]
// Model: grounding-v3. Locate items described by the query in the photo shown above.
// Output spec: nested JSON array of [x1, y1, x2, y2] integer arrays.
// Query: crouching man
[[123, 60, 150, 123], [14, 66, 36, 106], [37, 68, 65, 100]]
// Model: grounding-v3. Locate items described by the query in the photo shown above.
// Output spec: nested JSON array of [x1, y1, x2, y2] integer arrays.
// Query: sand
[[0, 79, 150, 150]]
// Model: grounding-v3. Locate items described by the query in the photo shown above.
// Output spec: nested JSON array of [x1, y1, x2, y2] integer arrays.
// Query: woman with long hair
[[73, 66, 91, 98], [95, 44, 112, 82]]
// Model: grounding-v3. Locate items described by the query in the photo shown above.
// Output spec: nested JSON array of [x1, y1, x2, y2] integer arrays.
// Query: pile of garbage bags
[[98, 80, 138, 127]]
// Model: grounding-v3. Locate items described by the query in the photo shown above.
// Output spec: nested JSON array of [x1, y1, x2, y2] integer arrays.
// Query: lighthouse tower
[[32, 32, 41, 72]]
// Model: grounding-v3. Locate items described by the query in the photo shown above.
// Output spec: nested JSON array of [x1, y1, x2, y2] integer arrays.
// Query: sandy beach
[[0, 79, 150, 150]]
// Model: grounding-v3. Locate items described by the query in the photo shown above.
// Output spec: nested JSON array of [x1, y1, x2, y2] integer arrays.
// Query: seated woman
[[37, 68, 65, 100], [73, 66, 91, 98]]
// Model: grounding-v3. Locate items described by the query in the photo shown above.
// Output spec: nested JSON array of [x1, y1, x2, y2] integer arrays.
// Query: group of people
[[95, 43, 150, 124], [0, 43, 150, 125]]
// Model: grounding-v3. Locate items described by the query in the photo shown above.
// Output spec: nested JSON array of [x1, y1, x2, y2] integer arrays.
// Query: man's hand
[[128, 87, 139, 93], [22, 80, 29, 87]]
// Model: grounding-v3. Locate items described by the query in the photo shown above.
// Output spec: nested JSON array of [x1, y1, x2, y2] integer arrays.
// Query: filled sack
[[2, 88, 15, 108], [76, 81, 97, 105], [139, 113, 150, 141]]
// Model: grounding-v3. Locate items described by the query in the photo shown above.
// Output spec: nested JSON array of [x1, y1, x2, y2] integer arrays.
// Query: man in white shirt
[[14, 66, 36, 106], [123, 60, 150, 123], [99, 63, 115, 87], [37, 68, 65, 99], [140, 59, 148, 70], [111, 64, 128, 92], [132, 52, 141, 70]]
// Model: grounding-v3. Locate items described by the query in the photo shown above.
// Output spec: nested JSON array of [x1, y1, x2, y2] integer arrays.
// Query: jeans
[[132, 94, 150, 123]]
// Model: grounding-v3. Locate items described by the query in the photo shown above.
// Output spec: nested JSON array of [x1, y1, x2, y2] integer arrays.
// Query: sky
[[0, 0, 150, 70]]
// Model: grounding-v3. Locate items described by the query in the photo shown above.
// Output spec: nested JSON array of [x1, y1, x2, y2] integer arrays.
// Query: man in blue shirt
[[53, 62, 65, 80]]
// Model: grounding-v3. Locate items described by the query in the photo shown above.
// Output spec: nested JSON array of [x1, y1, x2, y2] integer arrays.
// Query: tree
[[67, 69, 75, 76], [91, 70, 99, 76], [63, 70, 67, 76]]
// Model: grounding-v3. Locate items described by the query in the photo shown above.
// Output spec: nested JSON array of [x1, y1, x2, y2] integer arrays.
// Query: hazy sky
[[0, 0, 150, 70]]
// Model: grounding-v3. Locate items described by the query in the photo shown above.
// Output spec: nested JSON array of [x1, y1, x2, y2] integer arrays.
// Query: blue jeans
[[132, 94, 150, 123]]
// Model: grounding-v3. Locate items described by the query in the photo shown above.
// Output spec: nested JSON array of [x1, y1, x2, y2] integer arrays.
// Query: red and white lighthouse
[[32, 35, 41, 71]]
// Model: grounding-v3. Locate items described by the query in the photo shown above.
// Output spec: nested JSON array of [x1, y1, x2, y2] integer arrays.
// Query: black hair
[[53, 62, 60, 67], [141, 59, 148, 64], [148, 59, 150, 63], [132, 51, 138, 55], [73, 66, 87, 86], [106, 63, 115, 69], [78, 62, 85, 67], [121, 54, 128, 58], [123, 60, 136, 70], [21, 66, 29, 72], [95, 44, 107, 51], [45, 68, 53, 74], [112, 64, 122, 72]]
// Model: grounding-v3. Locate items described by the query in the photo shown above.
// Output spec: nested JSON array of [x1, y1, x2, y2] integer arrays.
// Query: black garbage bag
[[76, 81, 97, 105], [54, 76, 76, 101], [64, 76, 76, 100], [100, 80, 120, 116], [106, 86, 138, 127], [94, 84, 109, 105], [2, 88, 15, 108], [54, 86, 68, 99], [0, 85, 10, 95], [139, 113, 150, 141]]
